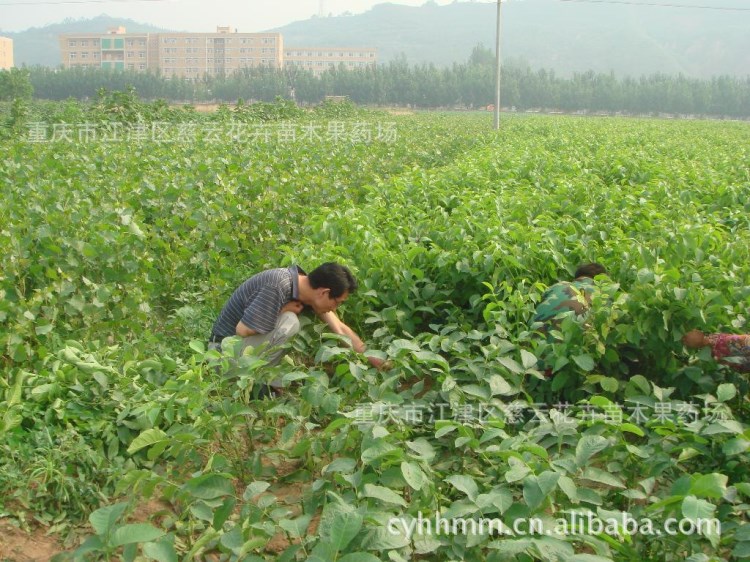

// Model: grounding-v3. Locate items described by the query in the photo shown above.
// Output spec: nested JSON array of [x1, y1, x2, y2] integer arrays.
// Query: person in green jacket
[[531, 262, 608, 338]]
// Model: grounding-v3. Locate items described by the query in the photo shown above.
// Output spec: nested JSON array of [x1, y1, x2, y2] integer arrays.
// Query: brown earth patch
[[0, 520, 64, 562]]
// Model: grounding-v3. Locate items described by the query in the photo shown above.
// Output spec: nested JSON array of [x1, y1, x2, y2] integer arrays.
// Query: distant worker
[[209, 263, 386, 392], [531, 262, 608, 338], [682, 329, 750, 373]]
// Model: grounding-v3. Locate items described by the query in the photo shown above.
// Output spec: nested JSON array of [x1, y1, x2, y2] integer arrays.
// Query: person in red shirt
[[682, 330, 750, 372]]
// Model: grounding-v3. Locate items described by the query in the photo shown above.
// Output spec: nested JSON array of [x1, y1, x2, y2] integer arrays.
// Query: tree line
[[3, 47, 749, 117]]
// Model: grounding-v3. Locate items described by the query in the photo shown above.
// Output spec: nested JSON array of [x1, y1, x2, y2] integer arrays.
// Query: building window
[[69, 52, 77, 59], [81, 52, 88, 59], [69, 40, 77, 47], [139, 64, 146, 70], [127, 51, 135, 57]]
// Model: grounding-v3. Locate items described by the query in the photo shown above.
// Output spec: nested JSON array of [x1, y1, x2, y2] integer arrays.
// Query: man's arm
[[318, 311, 386, 368], [237, 300, 304, 337], [318, 311, 366, 353], [236, 321, 259, 337]]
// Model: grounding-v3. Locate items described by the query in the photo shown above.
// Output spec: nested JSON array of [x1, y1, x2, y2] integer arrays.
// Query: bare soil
[[0, 520, 65, 562]]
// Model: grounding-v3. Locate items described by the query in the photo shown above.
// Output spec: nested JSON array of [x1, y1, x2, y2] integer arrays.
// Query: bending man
[[209, 262, 384, 377]]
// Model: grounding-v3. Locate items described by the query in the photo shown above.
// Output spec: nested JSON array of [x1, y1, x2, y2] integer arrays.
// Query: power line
[[0, 0, 172, 5], [558, 0, 750, 11]]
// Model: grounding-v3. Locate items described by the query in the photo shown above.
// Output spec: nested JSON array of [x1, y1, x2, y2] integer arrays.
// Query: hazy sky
[[0, 0, 491, 33]]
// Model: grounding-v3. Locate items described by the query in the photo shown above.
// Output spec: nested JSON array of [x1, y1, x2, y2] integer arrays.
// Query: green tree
[[468, 43, 495, 67], [0, 68, 34, 100]]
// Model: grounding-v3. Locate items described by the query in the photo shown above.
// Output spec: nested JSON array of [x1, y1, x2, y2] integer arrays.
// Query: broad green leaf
[[188, 340, 205, 353], [329, 512, 363, 552], [110, 523, 165, 547], [489, 374, 514, 396], [243, 481, 271, 500], [406, 439, 436, 462], [599, 377, 619, 393], [575, 436, 610, 467], [534, 536, 575, 558], [717, 383, 736, 402], [74, 536, 105, 556], [212, 497, 236, 530], [308, 541, 339, 562], [581, 467, 625, 489], [557, 475, 578, 503], [182, 474, 234, 500], [619, 423, 644, 436], [338, 554, 382, 562], [220, 527, 243, 551], [498, 356, 523, 374], [523, 472, 559, 512], [359, 526, 410, 550], [89, 502, 128, 535], [280, 514, 313, 539], [689, 473, 728, 499], [413, 350, 449, 368], [324, 458, 357, 474], [521, 350, 538, 370], [142, 539, 177, 562], [361, 441, 400, 465], [505, 457, 531, 483], [445, 475, 479, 502], [722, 438, 750, 456], [476, 489, 513, 514], [681, 495, 716, 521], [363, 483, 407, 507], [401, 461, 428, 491], [127, 428, 168, 455], [573, 354, 595, 372], [735, 483, 750, 498]]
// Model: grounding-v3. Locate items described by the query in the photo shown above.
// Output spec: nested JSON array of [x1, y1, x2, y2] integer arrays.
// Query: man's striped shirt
[[211, 265, 305, 338]]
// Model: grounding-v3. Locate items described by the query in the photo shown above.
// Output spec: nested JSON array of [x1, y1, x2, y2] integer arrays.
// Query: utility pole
[[494, 0, 503, 129]]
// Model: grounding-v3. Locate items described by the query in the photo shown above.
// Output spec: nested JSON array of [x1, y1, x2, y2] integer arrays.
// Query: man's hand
[[281, 300, 304, 315], [366, 355, 393, 371], [683, 329, 707, 349]]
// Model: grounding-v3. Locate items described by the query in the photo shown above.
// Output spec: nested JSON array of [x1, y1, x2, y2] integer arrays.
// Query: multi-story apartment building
[[0, 36, 13, 69], [284, 47, 377, 76], [59, 26, 283, 79], [60, 27, 151, 72], [156, 27, 283, 79]]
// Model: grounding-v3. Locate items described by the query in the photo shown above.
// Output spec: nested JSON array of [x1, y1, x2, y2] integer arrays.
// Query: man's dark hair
[[309, 262, 358, 298], [575, 262, 607, 279]]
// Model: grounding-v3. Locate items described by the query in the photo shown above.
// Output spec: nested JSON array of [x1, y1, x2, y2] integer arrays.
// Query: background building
[[60, 27, 150, 72], [0, 36, 13, 69], [59, 26, 283, 79], [284, 47, 377, 76]]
